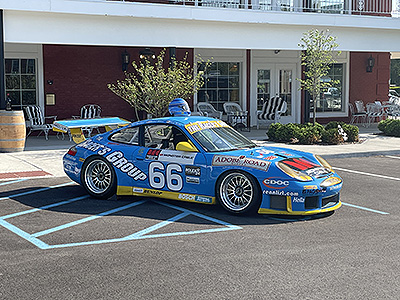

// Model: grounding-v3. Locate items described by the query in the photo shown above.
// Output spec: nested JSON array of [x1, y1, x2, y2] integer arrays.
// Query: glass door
[[254, 64, 296, 124]]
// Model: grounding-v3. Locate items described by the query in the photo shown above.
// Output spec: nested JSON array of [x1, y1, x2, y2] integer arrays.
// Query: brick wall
[[43, 45, 194, 121], [349, 52, 390, 105]]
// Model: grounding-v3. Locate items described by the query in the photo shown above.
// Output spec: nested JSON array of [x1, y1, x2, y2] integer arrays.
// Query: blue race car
[[62, 99, 342, 215], [62, 112, 342, 216]]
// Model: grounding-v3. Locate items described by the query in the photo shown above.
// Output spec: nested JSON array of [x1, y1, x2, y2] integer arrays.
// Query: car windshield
[[191, 126, 256, 152]]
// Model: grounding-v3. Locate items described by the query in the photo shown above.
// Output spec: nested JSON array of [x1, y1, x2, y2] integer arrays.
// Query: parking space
[[1, 156, 399, 299]]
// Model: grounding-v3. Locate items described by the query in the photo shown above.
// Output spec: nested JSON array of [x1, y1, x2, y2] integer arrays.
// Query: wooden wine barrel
[[0, 110, 26, 152]]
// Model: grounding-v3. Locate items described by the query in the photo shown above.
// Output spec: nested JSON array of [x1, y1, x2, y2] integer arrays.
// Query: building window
[[198, 62, 241, 112], [5, 59, 37, 109], [316, 63, 344, 113]]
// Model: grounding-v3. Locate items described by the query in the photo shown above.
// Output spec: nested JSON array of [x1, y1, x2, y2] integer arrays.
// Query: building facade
[[1, 0, 399, 125]]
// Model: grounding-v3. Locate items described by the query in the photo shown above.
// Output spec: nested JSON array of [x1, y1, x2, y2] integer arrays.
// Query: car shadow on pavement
[[1, 181, 335, 228]]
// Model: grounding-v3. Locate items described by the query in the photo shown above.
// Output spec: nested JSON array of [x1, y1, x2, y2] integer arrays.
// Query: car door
[[133, 123, 212, 203], [106, 125, 148, 194]]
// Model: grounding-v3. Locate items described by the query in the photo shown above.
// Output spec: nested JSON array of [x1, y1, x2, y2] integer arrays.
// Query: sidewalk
[[0, 123, 399, 181]]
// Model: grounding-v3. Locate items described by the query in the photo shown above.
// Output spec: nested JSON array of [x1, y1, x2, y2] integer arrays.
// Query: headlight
[[277, 161, 312, 181], [321, 176, 342, 187], [315, 155, 333, 172]]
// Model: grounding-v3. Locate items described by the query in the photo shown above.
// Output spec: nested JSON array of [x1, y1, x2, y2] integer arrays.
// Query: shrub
[[266, 123, 283, 141], [325, 121, 359, 142], [321, 128, 344, 144], [378, 119, 396, 133], [341, 123, 359, 142], [381, 119, 400, 137], [267, 121, 359, 144]]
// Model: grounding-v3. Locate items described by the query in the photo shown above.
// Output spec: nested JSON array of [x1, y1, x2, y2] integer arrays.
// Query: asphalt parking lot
[[0, 155, 399, 300]]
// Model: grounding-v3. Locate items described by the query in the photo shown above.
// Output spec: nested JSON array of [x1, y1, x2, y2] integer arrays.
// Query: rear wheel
[[81, 156, 116, 199], [216, 171, 260, 214]]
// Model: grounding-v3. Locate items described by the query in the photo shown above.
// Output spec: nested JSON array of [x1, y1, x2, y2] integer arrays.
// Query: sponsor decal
[[195, 196, 213, 203], [78, 141, 147, 181], [212, 155, 270, 171], [254, 149, 277, 160], [185, 166, 201, 177], [133, 188, 144, 193], [186, 176, 200, 184], [263, 190, 299, 197], [302, 188, 326, 195], [79, 158, 85, 162], [263, 178, 290, 189], [292, 196, 305, 203], [178, 193, 196, 201], [106, 151, 147, 181], [78, 141, 146, 181], [158, 150, 196, 165], [146, 149, 161, 160], [79, 140, 112, 156], [263, 155, 278, 161], [185, 120, 229, 134], [144, 189, 163, 196]]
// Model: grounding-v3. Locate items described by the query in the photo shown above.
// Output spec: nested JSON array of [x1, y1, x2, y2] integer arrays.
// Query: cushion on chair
[[258, 97, 285, 120]]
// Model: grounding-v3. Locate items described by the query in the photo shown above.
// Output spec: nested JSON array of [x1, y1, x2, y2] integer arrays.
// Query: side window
[[109, 126, 139, 145], [144, 124, 188, 150]]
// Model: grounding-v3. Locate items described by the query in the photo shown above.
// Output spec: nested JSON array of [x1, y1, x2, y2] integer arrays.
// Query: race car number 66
[[149, 162, 183, 192]]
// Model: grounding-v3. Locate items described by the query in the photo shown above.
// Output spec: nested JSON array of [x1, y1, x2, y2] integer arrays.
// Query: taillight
[[67, 146, 77, 156]]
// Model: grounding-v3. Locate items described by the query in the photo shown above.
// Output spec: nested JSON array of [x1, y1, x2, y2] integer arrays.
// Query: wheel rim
[[84, 159, 112, 194], [220, 172, 253, 212]]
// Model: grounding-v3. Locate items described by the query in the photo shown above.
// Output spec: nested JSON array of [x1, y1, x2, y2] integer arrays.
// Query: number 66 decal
[[149, 162, 183, 191]]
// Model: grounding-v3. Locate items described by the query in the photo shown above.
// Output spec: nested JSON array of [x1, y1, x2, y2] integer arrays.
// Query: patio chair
[[349, 103, 366, 125], [257, 96, 287, 129], [73, 104, 102, 136], [223, 102, 248, 130], [366, 102, 384, 127], [387, 103, 400, 119], [197, 102, 223, 119], [24, 105, 57, 140]]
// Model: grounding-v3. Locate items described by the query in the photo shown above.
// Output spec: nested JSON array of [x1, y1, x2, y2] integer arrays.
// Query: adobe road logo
[[263, 178, 290, 189]]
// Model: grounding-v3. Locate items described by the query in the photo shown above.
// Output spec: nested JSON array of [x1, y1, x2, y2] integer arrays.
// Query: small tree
[[108, 49, 210, 120], [298, 29, 340, 124]]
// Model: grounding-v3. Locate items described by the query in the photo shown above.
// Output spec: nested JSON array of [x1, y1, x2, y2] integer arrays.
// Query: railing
[[109, 0, 400, 17]]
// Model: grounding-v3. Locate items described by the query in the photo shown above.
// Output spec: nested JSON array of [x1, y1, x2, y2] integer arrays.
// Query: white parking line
[[341, 202, 389, 215], [333, 166, 393, 215], [333, 167, 400, 182], [386, 155, 400, 160]]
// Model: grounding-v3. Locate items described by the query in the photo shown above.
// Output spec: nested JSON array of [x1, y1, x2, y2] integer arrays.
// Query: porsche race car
[[61, 105, 342, 216]]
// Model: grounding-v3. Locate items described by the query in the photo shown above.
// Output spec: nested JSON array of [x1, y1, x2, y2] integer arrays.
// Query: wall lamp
[[366, 55, 375, 73], [121, 50, 130, 72], [139, 48, 156, 61]]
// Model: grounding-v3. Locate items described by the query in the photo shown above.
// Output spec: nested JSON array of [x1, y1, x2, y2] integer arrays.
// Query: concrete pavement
[[0, 123, 399, 181]]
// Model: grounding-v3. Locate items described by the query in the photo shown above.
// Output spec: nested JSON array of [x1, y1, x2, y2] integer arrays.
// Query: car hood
[[219, 146, 314, 161], [212, 146, 333, 179]]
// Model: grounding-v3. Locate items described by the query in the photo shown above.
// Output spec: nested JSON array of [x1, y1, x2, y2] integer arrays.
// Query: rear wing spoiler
[[53, 117, 130, 143]]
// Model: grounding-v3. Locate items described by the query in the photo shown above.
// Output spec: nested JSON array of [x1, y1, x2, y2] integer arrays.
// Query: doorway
[[252, 63, 297, 124]]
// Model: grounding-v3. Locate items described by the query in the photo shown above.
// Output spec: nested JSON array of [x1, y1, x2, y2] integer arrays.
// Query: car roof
[[132, 116, 218, 127]]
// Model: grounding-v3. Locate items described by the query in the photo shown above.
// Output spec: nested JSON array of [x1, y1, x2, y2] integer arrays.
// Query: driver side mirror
[[176, 141, 198, 152]]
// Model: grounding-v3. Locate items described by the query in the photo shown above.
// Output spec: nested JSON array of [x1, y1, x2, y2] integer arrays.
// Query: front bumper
[[258, 178, 343, 215], [258, 194, 342, 215]]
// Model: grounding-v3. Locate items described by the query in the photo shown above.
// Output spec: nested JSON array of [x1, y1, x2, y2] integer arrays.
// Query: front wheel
[[81, 156, 117, 199], [216, 171, 261, 214]]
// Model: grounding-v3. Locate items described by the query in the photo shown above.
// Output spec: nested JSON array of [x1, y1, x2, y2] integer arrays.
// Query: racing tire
[[216, 171, 261, 215], [81, 156, 117, 199]]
